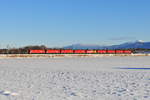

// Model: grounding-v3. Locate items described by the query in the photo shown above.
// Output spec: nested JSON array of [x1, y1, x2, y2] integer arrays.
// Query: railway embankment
[[0, 54, 150, 58]]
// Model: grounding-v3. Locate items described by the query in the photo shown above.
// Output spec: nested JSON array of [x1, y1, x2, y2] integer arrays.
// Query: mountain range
[[64, 40, 150, 49]]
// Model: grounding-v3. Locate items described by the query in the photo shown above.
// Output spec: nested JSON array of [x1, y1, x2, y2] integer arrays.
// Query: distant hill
[[63, 40, 150, 49], [64, 44, 105, 49]]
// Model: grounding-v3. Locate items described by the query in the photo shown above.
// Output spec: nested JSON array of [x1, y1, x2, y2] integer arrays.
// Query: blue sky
[[0, 0, 150, 48]]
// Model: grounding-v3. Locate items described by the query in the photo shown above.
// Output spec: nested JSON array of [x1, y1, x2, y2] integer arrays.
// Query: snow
[[0, 56, 150, 100], [136, 40, 144, 43]]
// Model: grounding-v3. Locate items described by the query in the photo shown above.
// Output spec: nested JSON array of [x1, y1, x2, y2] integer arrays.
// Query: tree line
[[0, 45, 48, 54]]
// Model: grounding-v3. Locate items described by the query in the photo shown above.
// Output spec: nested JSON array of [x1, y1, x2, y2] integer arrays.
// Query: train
[[29, 49, 132, 54]]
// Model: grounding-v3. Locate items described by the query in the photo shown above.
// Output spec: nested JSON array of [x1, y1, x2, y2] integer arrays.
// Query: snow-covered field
[[0, 56, 150, 100]]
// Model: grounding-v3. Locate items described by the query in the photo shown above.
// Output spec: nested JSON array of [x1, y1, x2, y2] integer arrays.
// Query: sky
[[0, 0, 150, 48]]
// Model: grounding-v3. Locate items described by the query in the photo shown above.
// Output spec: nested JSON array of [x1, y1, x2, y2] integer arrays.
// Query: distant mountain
[[109, 40, 150, 49], [63, 40, 150, 49], [63, 44, 105, 49]]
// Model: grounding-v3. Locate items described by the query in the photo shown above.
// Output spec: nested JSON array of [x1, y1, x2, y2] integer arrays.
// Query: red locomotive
[[29, 49, 132, 54], [29, 50, 45, 54], [97, 50, 107, 54], [74, 50, 86, 54], [46, 49, 61, 54], [115, 50, 124, 54], [107, 50, 116, 54]]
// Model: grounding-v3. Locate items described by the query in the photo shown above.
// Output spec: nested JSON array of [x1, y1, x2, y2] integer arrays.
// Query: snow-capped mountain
[[63, 40, 150, 49], [109, 40, 150, 49]]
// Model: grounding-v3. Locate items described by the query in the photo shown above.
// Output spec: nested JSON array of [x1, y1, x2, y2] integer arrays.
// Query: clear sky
[[0, 0, 150, 48]]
